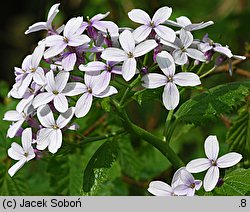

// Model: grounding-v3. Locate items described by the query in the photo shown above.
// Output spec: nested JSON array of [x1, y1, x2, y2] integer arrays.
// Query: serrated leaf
[[215, 168, 250, 196], [47, 153, 84, 195], [175, 81, 250, 125], [226, 106, 250, 159], [82, 140, 119, 192]]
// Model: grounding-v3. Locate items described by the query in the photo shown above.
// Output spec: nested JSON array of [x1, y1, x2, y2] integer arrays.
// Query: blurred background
[[0, 0, 249, 196]]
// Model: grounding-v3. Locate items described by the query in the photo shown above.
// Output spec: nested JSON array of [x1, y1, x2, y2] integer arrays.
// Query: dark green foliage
[[175, 81, 250, 125]]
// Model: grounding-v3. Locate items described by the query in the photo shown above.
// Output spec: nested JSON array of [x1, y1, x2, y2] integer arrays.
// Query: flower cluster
[[4, 3, 245, 177], [148, 135, 242, 195]]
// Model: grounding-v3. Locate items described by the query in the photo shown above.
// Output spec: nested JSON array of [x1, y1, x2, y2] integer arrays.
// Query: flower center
[[150, 21, 155, 27], [211, 160, 217, 166], [87, 87, 92, 93], [30, 68, 36, 72], [21, 112, 26, 118], [53, 125, 59, 129], [190, 183, 195, 189], [167, 76, 173, 82], [127, 52, 134, 58], [107, 65, 112, 72], [24, 152, 29, 157], [180, 46, 186, 52], [63, 37, 69, 43], [53, 90, 59, 95]]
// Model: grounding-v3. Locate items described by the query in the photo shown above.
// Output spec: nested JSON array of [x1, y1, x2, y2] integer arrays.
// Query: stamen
[[127, 52, 134, 58]]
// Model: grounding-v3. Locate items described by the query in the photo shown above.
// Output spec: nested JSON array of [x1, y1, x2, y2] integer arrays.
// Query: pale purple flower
[[79, 61, 121, 85], [165, 16, 214, 32], [142, 51, 201, 110], [186, 135, 242, 192], [13, 43, 46, 97], [128, 7, 176, 43], [7, 128, 35, 177], [101, 30, 157, 81], [44, 17, 90, 59], [25, 3, 61, 34], [81, 12, 119, 38], [161, 28, 206, 65], [32, 70, 70, 113], [71, 73, 118, 118], [174, 169, 202, 196], [36, 105, 75, 154], [3, 106, 34, 138]]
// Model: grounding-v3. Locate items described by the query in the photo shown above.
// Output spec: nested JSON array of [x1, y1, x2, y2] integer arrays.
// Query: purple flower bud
[[34, 148, 43, 160], [215, 54, 227, 66], [87, 26, 98, 40], [204, 49, 215, 62], [140, 66, 149, 75]]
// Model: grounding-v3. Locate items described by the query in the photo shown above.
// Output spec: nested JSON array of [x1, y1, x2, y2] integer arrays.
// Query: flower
[[3, 105, 34, 138], [186, 135, 243, 191], [79, 61, 122, 85], [13, 43, 46, 97], [73, 73, 118, 118], [44, 17, 90, 59], [36, 105, 75, 154], [81, 12, 119, 38], [142, 51, 201, 110], [128, 7, 176, 43], [7, 128, 35, 177], [32, 70, 70, 113], [101, 29, 157, 81], [174, 169, 202, 196], [161, 28, 206, 65], [165, 16, 214, 32], [25, 3, 61, 34]]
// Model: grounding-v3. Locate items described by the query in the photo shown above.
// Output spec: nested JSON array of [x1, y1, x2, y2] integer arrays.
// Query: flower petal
[[90, 12, 110, 22], [186, 158, 211, 173], [217, 152, 242, 168], [36, 128, 53, 150], [44, 43, 67, 59], [33, 67, 45, 85], [173, 49, 188, 65], [134, 39, 158, 58], [156, 51, 175, 76], [55, 71, 70, 92], [79, 61, 106, 72], [8, 159, 26, 177], [37, 104, 55, 127], [180, 28, 193, 48], [122, 58, 137, 81], [154, 25, 176, 42], [128, 9, 151, 25], [148, 181, 173, 196], [119, 30, 135, 53], [61, 53, 77, 71], [152, 6, 172, 25], [21, 128, 32, 153], [162, 83, 180, 110], [47, 3, 60, 26], [62, 82, 87, 96], [133, 25, 152, 43], [3, 111, 23, 121], [174, 72, 201, 86], [203, 166, 219, 192], [48, 129, 62, 154], [45, 35, 64, 47], [92, 21, 119, 36], [32, 92, 55, 109], [101, 48, 127, 62], [214, 46, 233, 58], [75, 93, 93, 118], [174, 184, 190, 196], [8, 142, 24, 160], [186, 48, 206, 62], [7, 120, 25, 138], [53, 94, 68, 113], [94, 86, 118, 98], [141, 73, 167, 89], [63, 17, 83, 37], [67, 34, 90, 47], [204, 135, 219, 161], [25, 22, 48, 34], [56, 107, 75, 128], [31, 43, 45, 68]]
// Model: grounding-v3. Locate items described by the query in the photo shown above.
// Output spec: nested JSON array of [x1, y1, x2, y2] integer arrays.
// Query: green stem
[[112, 100, 184, 169], [200, 66, 216, 78], [197, 63, 205, 75]]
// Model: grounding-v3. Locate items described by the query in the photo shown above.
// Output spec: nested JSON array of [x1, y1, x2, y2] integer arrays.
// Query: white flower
[[186, 135, 242, 192], [36, 104, 75, 154], [142, 51, 201, 110], [3, 106, 34, 138], [165, 16, 214, 32], [101, 30, 157, 81], [33, 70, 70, 113], [8, 128, 35, 177], [128, 7, 176, 43], [44, 17, 90, 59], [161, 28, 206, 65], [13, 43, 46, 97], [25, 3, 61, 34]]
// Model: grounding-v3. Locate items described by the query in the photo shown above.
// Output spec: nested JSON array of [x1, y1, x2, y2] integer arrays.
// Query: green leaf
[[47, 153, 84, 195], [226, 106, 250, 159], [133, 87, 162, 106], [215, 168, 250, 196], [175, 81, 250, 125], [100, 97, 111, 112], [82, 139, 119, 192]]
